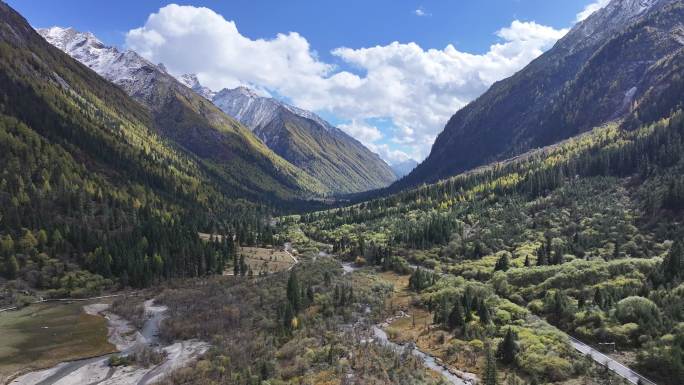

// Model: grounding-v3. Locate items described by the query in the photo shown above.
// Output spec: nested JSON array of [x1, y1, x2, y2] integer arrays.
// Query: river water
[[9, 300, 208, 385], [371, 326, 471, 385]]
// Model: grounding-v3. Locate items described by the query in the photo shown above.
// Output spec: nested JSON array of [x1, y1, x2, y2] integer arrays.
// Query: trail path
[[283, 242, 299, 270]]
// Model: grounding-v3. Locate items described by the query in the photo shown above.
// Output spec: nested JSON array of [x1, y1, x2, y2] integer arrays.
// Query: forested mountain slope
[[38, 26, 327, 202], [211, 86, 397, 194], [394, 0, 684, 190], [288, 106, 684, 384], [0, 1, 274, 298]]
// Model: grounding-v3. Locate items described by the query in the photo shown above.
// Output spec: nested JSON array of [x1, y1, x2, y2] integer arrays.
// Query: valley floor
[[3, 297, 207, 385], [0, 243, 661, 385]]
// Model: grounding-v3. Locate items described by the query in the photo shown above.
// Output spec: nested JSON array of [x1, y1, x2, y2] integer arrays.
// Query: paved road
[[405, 263, 659, 385], [569, 336, 656, 385]]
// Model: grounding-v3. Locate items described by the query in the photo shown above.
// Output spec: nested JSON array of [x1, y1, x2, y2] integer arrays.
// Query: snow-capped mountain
[[212, 86, 282, 134], [560, 0, 665, 52], [178, 73, 216, 100], [37, 26, 395, 194], [38, 26, 329, 199], [209, 83, 397, 193], [211, 86, 336, 133], [38, 27, 160, 98]]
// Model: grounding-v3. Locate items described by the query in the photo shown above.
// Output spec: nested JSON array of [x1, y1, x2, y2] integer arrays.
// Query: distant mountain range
[[209, 85, 397, 194], [38, 26, 327, 202], [39, 27, 397, 195], [394, 0, 684, 190], [390, 159, 418, 178]]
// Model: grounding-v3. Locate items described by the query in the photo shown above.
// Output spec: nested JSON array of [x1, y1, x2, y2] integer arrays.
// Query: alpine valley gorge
[[1, 1, 683, 385]]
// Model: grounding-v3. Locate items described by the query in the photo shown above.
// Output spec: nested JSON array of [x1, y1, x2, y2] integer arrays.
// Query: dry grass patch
[[242, 246, 295, 273], [0, 301, 115, 383], [377, 271, 486, 376]]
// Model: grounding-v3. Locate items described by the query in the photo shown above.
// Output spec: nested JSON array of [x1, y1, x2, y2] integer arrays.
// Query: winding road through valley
[[569, 336, 657, 385]]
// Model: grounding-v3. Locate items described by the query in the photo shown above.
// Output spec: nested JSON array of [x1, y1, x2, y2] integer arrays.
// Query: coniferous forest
[[1, 1, 684, 385], [0, 4, 273, 302]]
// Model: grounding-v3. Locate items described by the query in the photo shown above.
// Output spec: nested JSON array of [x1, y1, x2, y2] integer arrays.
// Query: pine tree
[[663, 239, 683, 283], [594, 288, 604, 309], [496, 328, 519, 365], [484, 342, 498, 385], [448, 300, 464, 331], [478, 300, 491, 325], [306, 286, 314, 303], [536, 243, 547, 266], [287, 271, 301, 312], [494, 254, 510, 271]]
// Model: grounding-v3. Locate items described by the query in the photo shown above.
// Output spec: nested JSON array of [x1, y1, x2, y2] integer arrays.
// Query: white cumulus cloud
[[414, 7, 429, 17], [338, 120, 383, 147], [126, 4, 331, 91], [576, 0, 610, 22], [370, 143, 413, 165], [126, 4, 568, 162]]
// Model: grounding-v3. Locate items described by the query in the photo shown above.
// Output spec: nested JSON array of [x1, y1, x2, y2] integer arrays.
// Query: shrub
[[614, 296, 661, 331]]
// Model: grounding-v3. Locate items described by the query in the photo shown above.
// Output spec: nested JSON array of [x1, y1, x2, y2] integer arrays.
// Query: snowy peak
[[212, 87, 281, 131], [232, 86, 261, 99], [37, 26, 154, 84], [178, 73, 215, 100], [211, 84, 396, 192], [212, 85, 335, 132], [562, 0, 669, 51], [39, 26, 102, 51], [586, 0, 662, 25]]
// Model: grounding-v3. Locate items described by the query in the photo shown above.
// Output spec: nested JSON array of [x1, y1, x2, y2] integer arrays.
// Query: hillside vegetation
[[256, 110, 397, 194], [395, 0, 684, 191], [0, 2, 274, 302], [285, 109, 684, 384]]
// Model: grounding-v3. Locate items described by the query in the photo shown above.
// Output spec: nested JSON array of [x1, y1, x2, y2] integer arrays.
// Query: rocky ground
[[9, 300, 208, 385]]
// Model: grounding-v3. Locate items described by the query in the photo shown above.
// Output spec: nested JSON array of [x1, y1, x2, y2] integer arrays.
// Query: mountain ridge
[[393, 0, 684, 191], [37, 26, 329, 202], [210, 84, 398, 194], [39, 26, 395, 196]]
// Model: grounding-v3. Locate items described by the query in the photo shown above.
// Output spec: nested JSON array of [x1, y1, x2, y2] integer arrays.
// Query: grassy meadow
[[0, 302, 115, 382]]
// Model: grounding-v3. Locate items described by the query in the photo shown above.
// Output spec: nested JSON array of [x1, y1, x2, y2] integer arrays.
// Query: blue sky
[[10, 0, 606, 164]]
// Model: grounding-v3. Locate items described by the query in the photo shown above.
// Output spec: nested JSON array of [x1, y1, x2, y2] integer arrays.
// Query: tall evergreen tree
[[497, 328, 519, 365], [478, 299, 492, 325], [448, 300, 465, 331], [494, 254, 510, 271], [484, 342, 498, 385], [663, 239, 683, 283], [287, 271, 301, 312]]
